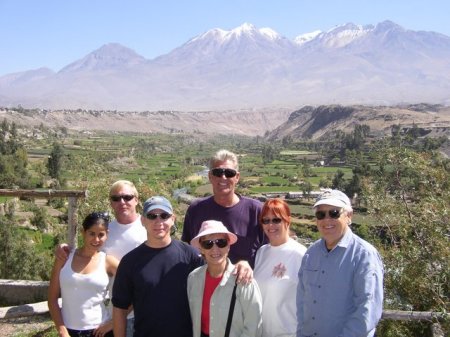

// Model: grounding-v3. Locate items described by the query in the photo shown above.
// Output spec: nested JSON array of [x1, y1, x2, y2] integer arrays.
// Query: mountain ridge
[[1, 20, 450, 111]]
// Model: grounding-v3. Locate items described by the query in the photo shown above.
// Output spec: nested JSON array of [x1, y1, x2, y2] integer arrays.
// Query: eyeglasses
[[110, 194, 135, 202], [146, 212, 172, 220], [200, 238, 229, 249], [85, 211, 110, 223], [211, 168, 237, 178], [261, 217, 283, 225], [315, 208, 344, 220]]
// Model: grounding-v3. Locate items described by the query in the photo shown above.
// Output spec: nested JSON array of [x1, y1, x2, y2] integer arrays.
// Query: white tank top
[[60, 251, 110, 330]]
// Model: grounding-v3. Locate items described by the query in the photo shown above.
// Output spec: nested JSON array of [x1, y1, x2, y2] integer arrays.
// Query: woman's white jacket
[[187, 259, 263, 337]]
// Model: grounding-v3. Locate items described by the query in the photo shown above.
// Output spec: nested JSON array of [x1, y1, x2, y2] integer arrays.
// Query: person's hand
[[55, 243, 70, 262], [94, 320, 113, 337], [56, 326, 71, 337], [232, 260, 253, 284]]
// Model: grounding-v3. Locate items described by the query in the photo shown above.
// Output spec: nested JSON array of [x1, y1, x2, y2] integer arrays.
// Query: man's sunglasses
[[211, 168, 237, 178], [145, 212, 172, 220], [261, 217, 283, 225], [110, 194, 135, 202], [315, 208, 344, 220], [200, 238, 229, 249]]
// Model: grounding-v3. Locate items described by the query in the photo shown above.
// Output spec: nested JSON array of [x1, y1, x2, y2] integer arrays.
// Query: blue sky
[[1, 0, 449, 76]]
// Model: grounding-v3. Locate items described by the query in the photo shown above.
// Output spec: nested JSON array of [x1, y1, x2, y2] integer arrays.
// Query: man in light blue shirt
[[297, 189, 384, 337]]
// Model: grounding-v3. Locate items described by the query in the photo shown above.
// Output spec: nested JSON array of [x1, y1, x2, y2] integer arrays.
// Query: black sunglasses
[[110, 194, 135, 202], [211, 168, 237, 178], [200, 238, 229, 249], [315, 208, 344, 220], [146, 212, 172, 220], [261, 217, 283, 225], [85, 211, 110, 223]]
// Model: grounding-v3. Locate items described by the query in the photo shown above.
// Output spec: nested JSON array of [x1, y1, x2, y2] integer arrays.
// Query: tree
[[0, 123, 30, 188], [47, 142, 64, 181], [0, 213, 52, 280], [361, 144, 450, 336], [331, 169, 346, 190]]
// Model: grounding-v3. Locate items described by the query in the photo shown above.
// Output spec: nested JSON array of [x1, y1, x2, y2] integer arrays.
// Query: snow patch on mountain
[[294, 30, 322, 45]]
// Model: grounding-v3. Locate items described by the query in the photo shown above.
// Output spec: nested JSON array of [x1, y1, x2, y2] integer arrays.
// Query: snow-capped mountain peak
[[259, 27, 281, 40], [306, 23, 373, 48], [190, 23, 282, 45], [294, 30, 322, 45]]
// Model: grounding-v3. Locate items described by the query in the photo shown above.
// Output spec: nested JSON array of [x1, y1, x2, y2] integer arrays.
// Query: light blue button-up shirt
[[296, 228, 384, 337]]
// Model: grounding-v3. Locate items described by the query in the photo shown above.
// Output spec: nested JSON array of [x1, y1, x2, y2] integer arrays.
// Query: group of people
[[48, 149, 384, 337]]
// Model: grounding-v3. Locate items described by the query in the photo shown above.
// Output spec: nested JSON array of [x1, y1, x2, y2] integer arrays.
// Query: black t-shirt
[[112, 240, 203, 337]]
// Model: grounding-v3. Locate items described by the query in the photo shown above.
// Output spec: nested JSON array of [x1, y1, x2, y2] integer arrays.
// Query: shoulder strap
[[224, 282, 238, 337]]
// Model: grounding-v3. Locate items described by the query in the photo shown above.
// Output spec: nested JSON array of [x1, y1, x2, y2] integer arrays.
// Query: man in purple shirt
[[181, 149, 265, 269]]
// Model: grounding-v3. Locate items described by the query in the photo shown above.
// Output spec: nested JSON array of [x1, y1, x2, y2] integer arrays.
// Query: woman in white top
[[48, 212, 119, 337], [254, 199, 307, 337]]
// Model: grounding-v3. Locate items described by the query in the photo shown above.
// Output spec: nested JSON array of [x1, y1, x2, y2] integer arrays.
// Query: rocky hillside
[[266, 104, 450, 141], [1, 104, 449, 141], [0, 107, 292, 137]]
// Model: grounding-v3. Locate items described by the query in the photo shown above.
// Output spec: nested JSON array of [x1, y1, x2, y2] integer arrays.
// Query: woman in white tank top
[[48, 212, 119, 337]]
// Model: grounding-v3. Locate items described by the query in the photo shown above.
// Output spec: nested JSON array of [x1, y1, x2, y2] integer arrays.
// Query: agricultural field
[[14, 128, 370, 246]]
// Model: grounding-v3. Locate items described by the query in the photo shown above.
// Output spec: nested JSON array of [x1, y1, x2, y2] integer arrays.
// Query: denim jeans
[[126, 317, 135, 337]]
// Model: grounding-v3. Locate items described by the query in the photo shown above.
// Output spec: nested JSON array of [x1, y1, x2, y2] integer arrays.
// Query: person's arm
[[181, 206, 193, 243], [93, 320, 113, 337], [113, 307, 128, 337], [339, 250, 384, 337], [105, 255, 119, 277], [47, 258, 69, 337], [232, 260, 253, 284]]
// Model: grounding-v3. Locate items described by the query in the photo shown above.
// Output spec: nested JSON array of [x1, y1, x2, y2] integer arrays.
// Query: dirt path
[[0, 314, 54, 337]]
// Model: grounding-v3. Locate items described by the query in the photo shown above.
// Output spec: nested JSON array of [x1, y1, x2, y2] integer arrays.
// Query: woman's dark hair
[[82, 212, 110, 231]]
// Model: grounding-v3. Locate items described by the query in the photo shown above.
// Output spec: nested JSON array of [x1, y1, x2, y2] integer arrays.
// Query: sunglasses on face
[[110, 194, 135, 202], [145, 212, 172, 220], [200, 238, 229, 249], [261, 217, 283, 225], [210, 168, 237, 178], [315, 208, 344, 220]]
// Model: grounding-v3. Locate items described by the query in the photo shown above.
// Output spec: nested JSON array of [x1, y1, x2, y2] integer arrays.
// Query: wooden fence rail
[[1, 303, 448, 337], [381, 310, 448, 337], [0, 188, 87, 248]]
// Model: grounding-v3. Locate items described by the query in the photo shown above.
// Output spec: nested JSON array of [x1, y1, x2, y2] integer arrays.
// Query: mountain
[[59, 43, 147, 73], [1, 21, 450, 111]]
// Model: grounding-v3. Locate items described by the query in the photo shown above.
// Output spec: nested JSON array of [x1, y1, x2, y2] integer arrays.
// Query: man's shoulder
[[188, 196, 214, 208], [118, 243, 145, 263], [239, 195, 262, 205], [350, 231, 380, 255], [306, 238, 323, 251], [172, 239, 201, 255]]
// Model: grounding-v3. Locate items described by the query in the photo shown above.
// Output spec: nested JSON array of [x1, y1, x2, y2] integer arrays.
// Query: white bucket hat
[[190, 220, 238, 249]]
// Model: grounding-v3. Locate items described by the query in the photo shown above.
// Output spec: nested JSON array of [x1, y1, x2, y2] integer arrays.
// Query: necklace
[[75, 249, 97, 259]]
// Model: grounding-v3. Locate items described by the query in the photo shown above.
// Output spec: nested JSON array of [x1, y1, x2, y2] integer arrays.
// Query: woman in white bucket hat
[[187, 220, 262, 337]]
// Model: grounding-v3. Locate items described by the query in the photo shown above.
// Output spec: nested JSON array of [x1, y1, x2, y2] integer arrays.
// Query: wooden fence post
[[67, 196, 79, 249]]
